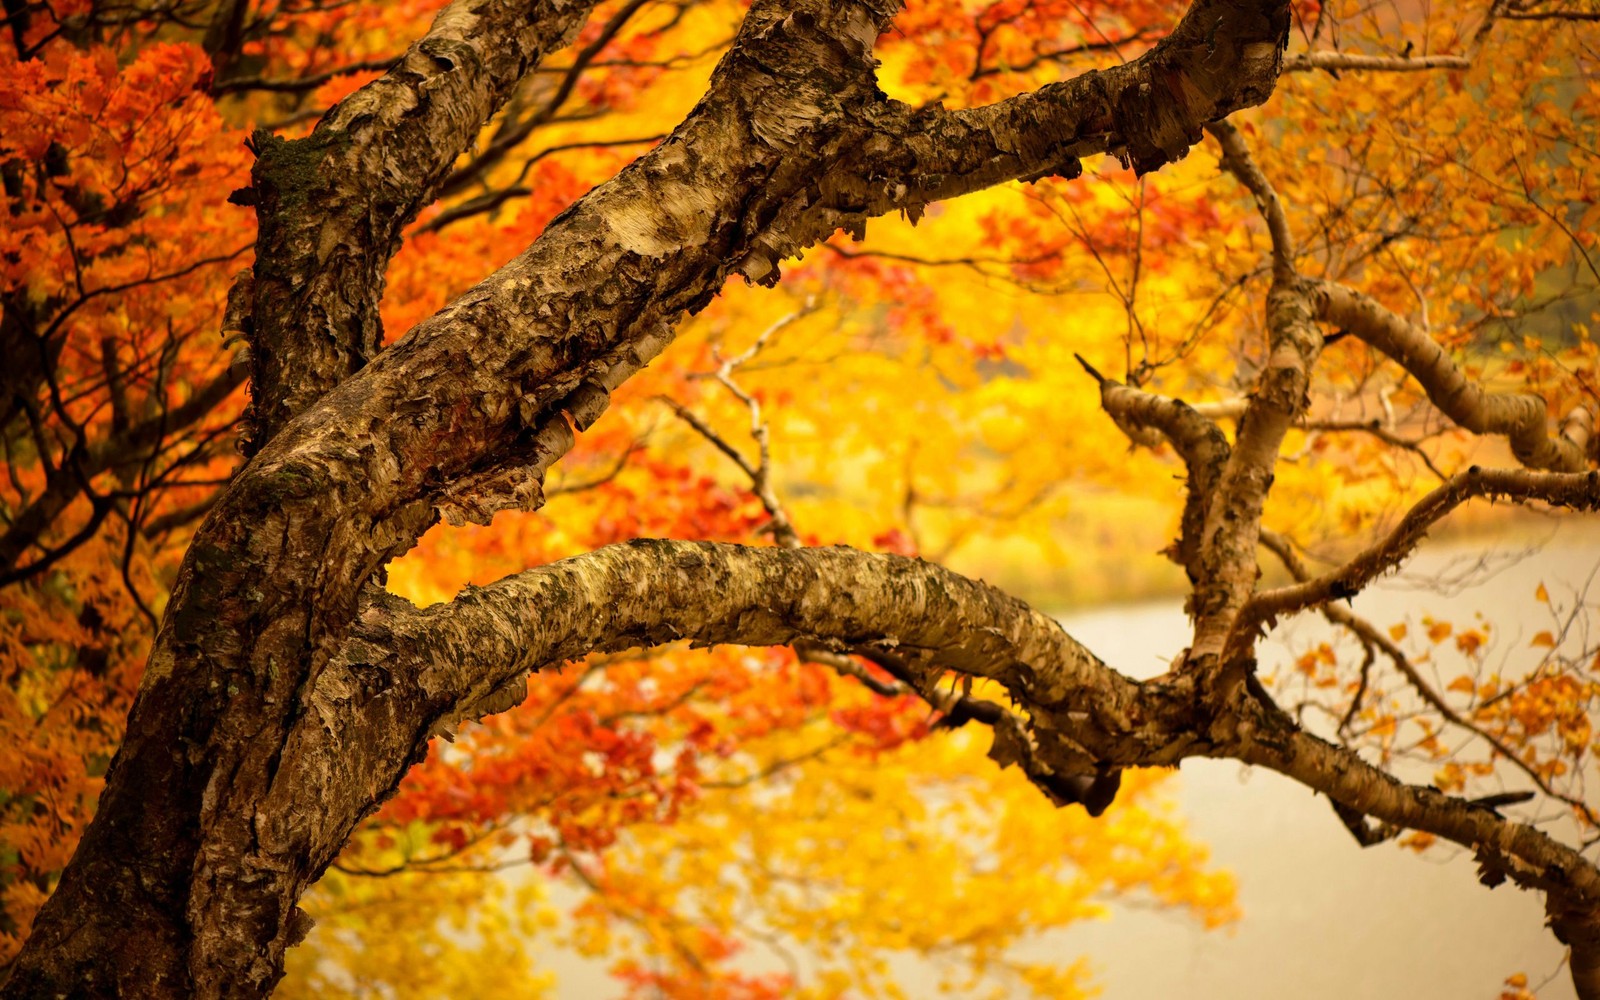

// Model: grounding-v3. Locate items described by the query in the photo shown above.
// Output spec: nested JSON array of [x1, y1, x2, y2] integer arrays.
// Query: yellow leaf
[[1447, 676, 1475, 694], [1389, 623, 1408, 641], [1505, 973, 1528, 988], [1535, 583, 1549, 603]]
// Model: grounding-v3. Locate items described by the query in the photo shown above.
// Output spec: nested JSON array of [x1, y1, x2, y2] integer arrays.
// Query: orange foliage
[[3, 0, 1598, 993]]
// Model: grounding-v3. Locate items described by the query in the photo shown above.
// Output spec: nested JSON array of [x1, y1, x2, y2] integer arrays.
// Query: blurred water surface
[[1050, 524, 1599, 1000]]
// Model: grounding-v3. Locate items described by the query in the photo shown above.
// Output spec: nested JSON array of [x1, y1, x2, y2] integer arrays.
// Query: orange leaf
[[1399, 831, 1436, 852]]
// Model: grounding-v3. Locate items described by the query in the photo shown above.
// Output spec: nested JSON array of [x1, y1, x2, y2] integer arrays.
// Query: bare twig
[[1284, 52, 1470, 72]]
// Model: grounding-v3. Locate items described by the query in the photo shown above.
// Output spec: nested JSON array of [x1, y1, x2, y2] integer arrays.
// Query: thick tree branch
[[769, 0, 1292, 279], [7, 0, 1295, 992], [243, 0, 600, 450], [1190, 278, 1323, 661], [343, 541, 1161, 777], [922, 0, 1287, 177], [1315, 280, 1600, 472], [348, 541, 1600, 919]]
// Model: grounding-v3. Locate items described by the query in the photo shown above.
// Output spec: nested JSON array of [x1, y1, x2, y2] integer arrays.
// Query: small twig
[[1284, 51, 1470, 73]]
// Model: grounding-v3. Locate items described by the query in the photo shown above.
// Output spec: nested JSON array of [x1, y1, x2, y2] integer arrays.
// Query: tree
[[2, 0, 1599, 996]]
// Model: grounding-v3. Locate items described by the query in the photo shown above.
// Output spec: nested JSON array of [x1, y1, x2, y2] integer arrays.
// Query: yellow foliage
[[555, 706, 1236, 997], [280, 839, 558, 1000]]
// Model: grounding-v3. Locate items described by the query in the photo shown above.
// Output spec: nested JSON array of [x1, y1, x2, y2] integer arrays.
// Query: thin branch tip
[[1074, 353, 1108, 385]]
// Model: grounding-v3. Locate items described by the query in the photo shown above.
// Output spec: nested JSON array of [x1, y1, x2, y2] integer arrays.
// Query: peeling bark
[[324, 540, 1600, 949], [1188, 277, 1323, 662], [1077, 355, 1230, 581], [1, 0, 1324, 993], [244, 0, 600, 449]]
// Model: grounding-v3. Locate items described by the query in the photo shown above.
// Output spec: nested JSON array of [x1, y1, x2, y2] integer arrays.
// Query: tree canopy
[[1, 0, 1599, 996]]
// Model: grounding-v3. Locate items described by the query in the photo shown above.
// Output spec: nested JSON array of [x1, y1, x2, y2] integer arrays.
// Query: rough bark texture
[[243, 0, 598, 450], [1187, 278, 1322, 661], [3, 0, 1295, 994], [14, 0, 1600, 996], [307, 538, 1600, 921], [1078, 359, 1230, 582]]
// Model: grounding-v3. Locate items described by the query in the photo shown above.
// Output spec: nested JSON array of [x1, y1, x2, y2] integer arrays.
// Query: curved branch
[[1075, 354, 1231, 578], [244, 0, 601, 449], [859, 0, 1289, 200], [1315, 280, 1599, 472], [371, 540, 1135, 737], [339, 540, 1600, 916], [1075, 353, 1225, 460], [1207, 119, 1294, 279], [1239, 467, 1600, 639]]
